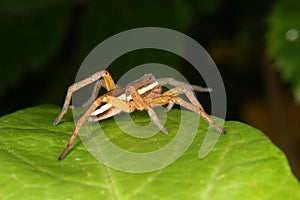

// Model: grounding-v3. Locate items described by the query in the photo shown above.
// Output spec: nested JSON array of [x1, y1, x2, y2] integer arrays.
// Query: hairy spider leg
[[53, 71, 115, 126], [147, 90, 225, 135], [58, 93, 134, 160], [157, 78, 211, 111], [127, 85, 168, 135], [82, 79, 105, 107]]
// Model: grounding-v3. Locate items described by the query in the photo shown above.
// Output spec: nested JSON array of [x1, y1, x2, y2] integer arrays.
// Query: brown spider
[[54, 71, 225, 160]]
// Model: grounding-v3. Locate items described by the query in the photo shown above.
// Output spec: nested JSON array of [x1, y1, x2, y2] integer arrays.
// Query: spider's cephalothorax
[[54, 71, 225, 160]]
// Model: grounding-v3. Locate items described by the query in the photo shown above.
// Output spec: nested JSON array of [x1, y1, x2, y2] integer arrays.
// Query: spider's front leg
[[58, 93, 133, 160], [127, 85, 168, 135], [53, 70, 115, 126]]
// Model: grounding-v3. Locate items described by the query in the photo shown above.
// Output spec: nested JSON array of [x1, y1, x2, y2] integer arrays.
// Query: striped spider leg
[[53, 70, 121, 160], [157, 77, 212, 111], [53, 71, 116, 126], [54, 71, 225, 160], [145, 84, 225, 134], [55, 72, 165, 160]]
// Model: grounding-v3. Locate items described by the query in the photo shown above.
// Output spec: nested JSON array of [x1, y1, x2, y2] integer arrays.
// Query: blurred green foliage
[[0, 0, 220, 115], [0, 0, 73, 95], [1, 0, 300, 109], [267, 0, 300, 103]]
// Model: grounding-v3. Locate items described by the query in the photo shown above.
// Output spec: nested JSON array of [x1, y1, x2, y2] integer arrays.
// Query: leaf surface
[[0, 105, 299, 199]]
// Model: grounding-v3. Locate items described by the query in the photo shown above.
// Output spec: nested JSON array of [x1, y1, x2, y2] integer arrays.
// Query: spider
[[54, 70, 225, 160]]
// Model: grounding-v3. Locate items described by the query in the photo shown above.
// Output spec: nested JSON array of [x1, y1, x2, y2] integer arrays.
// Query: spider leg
[[82, 79, 104, 107], [58, 95, 104, 160], [160, 86, 203, 112], [127, 86, 168, 135], [164, 101, 175, 112], [157, 78, 210, 111], [157, 78, 211, 93], [58, 93, 133, 160], [149, 96, 225, 134], [54, 71, 115, 126]]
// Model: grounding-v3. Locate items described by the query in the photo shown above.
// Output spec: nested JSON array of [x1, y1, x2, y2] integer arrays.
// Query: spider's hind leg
[[148, 94, 225, 134], [157, 78, 211, 111], [170, 97, 225, 134]]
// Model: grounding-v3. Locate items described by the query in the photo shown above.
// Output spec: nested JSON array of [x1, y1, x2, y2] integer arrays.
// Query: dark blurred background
[[1, 0, 300, 179]]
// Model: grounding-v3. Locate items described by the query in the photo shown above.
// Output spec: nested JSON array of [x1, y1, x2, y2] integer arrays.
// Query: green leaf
[[0, 105, 299, 199], [267, 0, 300, 103]]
